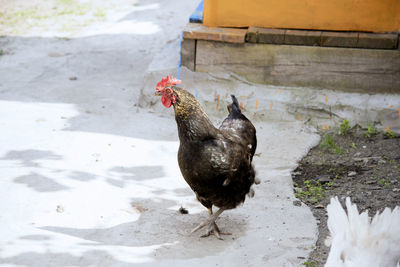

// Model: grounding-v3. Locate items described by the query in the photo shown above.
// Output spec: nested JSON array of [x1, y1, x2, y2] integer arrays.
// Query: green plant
[[364, 124, 377, 138], [320, 134, 343, 154], [350, 142, 357, 149], [338, 119, 351, 135], [303, 260, 318, 267], [378, 179, 391, 187], [324, 174, 339, 187], [93, 8, 106, 18], [385, 129, 396, 139], [295, 180, 325, 203]]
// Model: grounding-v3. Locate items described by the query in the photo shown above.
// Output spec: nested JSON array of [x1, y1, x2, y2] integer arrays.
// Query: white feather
[[325, 197, 400, 267]]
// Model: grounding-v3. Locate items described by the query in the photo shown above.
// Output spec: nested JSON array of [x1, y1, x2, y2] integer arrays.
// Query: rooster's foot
[[191, 208, 226, 239], [200, 222, 231, 240]]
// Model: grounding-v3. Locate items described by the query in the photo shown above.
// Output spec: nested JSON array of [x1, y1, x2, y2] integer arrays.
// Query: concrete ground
[[0, 0, 322, 266]]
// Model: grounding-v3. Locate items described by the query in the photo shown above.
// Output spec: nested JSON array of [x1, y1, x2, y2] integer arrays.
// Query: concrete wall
[[190, 40, 400, 93]]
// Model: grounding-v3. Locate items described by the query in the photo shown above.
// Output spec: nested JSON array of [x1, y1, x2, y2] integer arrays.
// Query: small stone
[[56, 205, 64, 213], [292, 171, 302, 176], [366, 180, 376, 184], [314, 204, 324, 209], [295, 187, 303, 193], [362, 145, 367, 149], [348, 171, 357, 177], [293, 200, 302, 207], [316, 175, 331, 183], [354, 152, 361, 157], [69, 76, 78, 81], [346, 190, 351, 195], [178, 206, 188, 214], [378, 159, 387, 164], [354, 157, 368, 163], [393, 188, 400, 192]]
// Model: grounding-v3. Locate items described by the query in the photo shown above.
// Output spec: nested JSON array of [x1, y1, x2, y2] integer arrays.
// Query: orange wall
[[203, 0, 400, 33]]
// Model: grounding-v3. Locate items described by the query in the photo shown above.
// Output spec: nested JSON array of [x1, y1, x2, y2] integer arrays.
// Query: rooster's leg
[[208, 207, 213, 215], [200, 221, 232, 240], [191, 208, 231, 240]]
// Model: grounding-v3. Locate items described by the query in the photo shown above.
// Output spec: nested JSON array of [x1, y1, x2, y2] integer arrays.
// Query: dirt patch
[[292, 124, 400, 266]]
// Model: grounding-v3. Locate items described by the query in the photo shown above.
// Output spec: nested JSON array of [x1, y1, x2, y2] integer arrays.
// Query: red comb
[[156, 75, 181, 91]]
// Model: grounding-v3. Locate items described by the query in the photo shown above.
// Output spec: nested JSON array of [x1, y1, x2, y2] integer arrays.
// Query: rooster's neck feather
[[172, 87, 219, 141]]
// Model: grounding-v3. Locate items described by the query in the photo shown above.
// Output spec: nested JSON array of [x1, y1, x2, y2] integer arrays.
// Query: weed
[[319, 134, 343, 154], [364, 124, 377, 138], [385, 129, 396, 139], [325, 175, 338, 187], [56, 0, 75, 5], [338, 119, 351, 135], [295, 180, 325, 203], [303, 260, 318, 267], [350, 142, 357, 149], [378, 179, 391, 187], [93, 8, 106, 18]]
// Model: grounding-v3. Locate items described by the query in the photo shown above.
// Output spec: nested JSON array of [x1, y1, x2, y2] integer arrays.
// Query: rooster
[[325, 197, 400, 267], [155, 75, 258, 239]]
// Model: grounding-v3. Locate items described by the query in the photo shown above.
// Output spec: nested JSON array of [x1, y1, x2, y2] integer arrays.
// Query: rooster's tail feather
[[229, 95, 242, 117]]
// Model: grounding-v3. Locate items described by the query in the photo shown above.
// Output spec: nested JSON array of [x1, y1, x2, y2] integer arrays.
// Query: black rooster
[[155, 76, 258, 239]]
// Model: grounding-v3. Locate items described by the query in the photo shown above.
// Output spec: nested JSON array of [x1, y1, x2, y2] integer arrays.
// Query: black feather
[[229, 94, 241, 117], [170, 87, 257, 211]]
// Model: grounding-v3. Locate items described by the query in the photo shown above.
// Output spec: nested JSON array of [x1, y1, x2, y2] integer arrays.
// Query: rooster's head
[[155, 75, 181, 108]]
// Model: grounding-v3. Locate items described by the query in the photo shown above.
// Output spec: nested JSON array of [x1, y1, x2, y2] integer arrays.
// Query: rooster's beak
[[154, 91, 162, 96]]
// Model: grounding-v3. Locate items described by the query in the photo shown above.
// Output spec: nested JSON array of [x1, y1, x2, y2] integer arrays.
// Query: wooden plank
[[195, 40, 400, 93], [183, 23, 247, 44], [321, 32, 358, 48], [357, 33, 398, 49], [181, 39, 196, 71], [246, 27, 285, 44], [284, 30, 322, 46], [247, 27, 399, 49]]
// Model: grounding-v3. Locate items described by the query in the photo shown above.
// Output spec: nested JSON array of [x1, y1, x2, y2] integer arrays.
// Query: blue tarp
[[189, 0, 203, 23]]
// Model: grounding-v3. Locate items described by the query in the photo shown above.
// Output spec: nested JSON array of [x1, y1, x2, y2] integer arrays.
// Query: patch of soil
[[292, 126, 400, 266]]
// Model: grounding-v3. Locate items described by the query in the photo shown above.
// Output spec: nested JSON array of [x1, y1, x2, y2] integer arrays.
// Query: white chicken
[[325, 197, 400, 267]]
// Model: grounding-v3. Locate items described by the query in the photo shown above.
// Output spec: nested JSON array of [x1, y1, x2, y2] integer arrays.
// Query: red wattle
[[161, 95, 172, 108]]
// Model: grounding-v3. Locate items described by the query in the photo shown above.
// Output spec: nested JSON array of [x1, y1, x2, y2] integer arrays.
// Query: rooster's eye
[[165, 88, 172, 94]]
